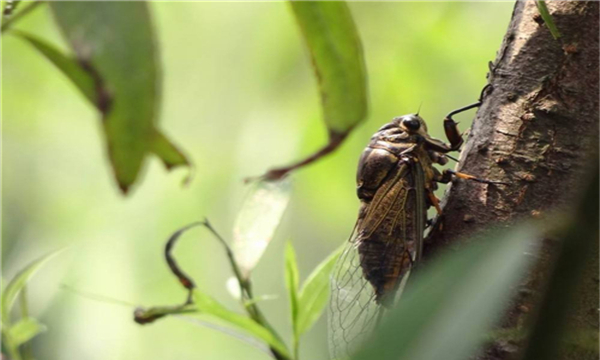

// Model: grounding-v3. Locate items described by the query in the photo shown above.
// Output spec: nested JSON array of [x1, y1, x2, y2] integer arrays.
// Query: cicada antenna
[[416, 101, 423, 116]]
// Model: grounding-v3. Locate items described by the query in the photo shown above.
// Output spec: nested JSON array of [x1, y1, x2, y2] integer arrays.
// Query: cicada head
[[394, 114, 450, 152], [394, 114, 429, 136]]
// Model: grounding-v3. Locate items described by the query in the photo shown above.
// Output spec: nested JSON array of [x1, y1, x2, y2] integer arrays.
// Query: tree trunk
[[425, 1, 598, 360]]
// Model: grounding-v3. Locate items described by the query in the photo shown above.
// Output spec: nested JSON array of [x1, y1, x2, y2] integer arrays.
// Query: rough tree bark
[[425, 2, 598, 360]]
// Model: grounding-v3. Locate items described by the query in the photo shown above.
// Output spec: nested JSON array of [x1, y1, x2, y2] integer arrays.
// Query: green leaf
[[284, 242, 300, 337], [2, 249, 64, 325], [1, 1, 44, 33], [289, 2, 368, 136], [232, 178, 292, 279], [352, 225, 540, 360], [192, 290, 291, 359], [135, 289, 291, 358], [7, 318, 47, 347], [296, 246, 341, 336], [535, 1, 561, 40], [12, 30, 96, 104], [49, 2, 189, 193], [151, 131, 190, 171]]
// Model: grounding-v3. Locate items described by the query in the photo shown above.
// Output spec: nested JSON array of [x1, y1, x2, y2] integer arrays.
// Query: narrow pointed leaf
[[2, 249, 64, 325], [352, 226, 540, 360], [7, 318, 47, 346], [151, 131, 190, 171], [192, 290, 291, 358], [232, 178, 292, 279], [289, 1, 367, 135], [297, 246, 341, 336], [535, 1, 561, 40], [284, 242, 300, 336], [13, 29, 189, 183], [259, 2, 367, 179], [12, 30, 96, 104], [49, 2, 189, 193], [134, 289, 290, 358]]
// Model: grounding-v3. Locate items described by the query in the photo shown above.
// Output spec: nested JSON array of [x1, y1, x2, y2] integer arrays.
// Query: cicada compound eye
[[401, 115, 421, 131]]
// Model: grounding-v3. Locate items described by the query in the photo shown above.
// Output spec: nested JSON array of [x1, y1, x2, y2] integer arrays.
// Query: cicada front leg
[[426, 84, 494, 153], [437, 169, 509, 186], [423, 101, 480, 153]]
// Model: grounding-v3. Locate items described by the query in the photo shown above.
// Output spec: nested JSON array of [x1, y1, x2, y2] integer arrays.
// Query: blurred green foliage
[[48, 2, 190, 192], [2, 2, 513, 359], [352, 226, 540, 360], [289, 1, 367, 135], [2, 249, 62, 360]]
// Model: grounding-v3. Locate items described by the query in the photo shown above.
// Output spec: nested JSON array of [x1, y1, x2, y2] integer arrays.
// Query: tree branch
[[425, 2, 598, 359]]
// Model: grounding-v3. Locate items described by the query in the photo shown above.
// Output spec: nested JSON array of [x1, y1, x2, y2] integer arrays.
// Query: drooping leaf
[[2, 249, 64, 325], [49, 2, 189, 193], [284, 242, 300, 337], [151, 131, 190, 172], [12, 30, 96, 103], [14, 30, 191, 175], [352, 226, 540, 360], [192, 290, 291, 359], [535, 1, 561, 40], [289, 1, 367, 136], [296, 246, 341, 336], [258, 2, 367, 180], [232, 178, 292, 279], [7, 318, 47, 347]]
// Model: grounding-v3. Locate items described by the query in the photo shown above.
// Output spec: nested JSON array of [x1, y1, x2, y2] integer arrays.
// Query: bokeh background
[[2, 2, 514, 359]]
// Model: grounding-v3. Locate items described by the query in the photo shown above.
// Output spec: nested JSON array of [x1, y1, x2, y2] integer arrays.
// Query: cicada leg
[[438, 168, 509, 186], [427, 190, 443, 214], [425, 84, 494, 153]]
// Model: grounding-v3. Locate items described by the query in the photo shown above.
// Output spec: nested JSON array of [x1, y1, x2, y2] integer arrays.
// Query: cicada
[[328, 100, 501, 359]]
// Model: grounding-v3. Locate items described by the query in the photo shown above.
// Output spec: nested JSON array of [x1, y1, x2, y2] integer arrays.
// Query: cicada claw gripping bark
[[328, 98, 503, 359]]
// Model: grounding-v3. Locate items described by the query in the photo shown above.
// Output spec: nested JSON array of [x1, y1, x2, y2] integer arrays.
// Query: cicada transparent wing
[[328, 160, 426, 359], [328, 236, 380, 359]]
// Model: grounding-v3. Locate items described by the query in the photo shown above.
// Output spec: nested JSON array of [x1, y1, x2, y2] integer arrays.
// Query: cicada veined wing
[[328, 159, 426, 360], [328, 236, 380, 359]]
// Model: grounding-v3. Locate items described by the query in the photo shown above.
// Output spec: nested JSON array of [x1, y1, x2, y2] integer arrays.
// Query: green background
[[2, 2, 513, 359]]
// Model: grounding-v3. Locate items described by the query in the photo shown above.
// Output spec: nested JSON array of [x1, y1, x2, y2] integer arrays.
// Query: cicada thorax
[[354, 119, 432, 305]]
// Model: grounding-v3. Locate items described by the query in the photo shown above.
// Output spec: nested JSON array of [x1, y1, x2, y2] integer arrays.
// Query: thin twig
[[164, 222, 203, 304], [202, 219, 248, 296], [199, 219, 289, 360], [151, 220, 290, 360]]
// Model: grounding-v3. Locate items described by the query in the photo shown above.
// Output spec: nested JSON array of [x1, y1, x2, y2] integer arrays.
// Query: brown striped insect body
[[355, 115, 437, 304], [328, 101, 502, 359]]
